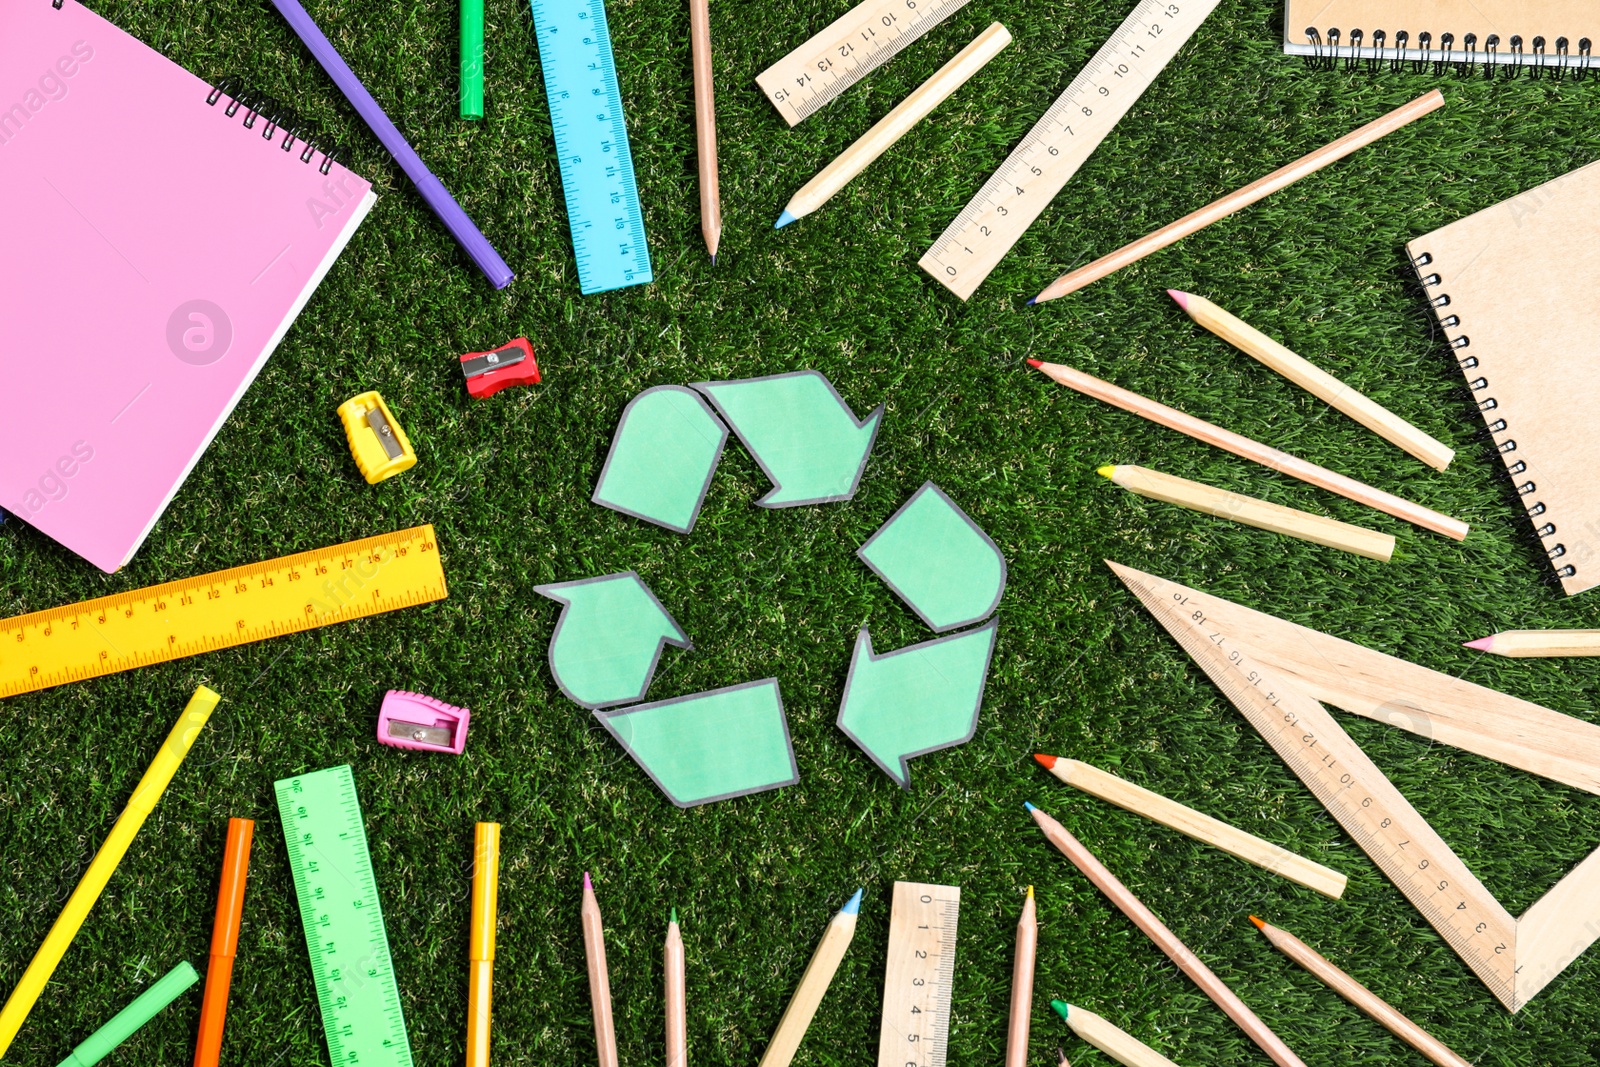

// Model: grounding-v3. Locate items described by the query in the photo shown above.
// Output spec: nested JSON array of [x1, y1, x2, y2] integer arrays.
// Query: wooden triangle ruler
[[1110, 561, 1600, 1012]]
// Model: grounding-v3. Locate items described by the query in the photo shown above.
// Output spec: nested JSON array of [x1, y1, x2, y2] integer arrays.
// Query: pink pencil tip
[[1463, 637, 1494, 652], [1167, 289, 1191, 310], [583, 871, 593, 891], [1027, 358, 1044, 369]]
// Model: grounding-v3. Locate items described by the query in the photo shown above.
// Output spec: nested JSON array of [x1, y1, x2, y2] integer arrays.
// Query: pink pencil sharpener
[[377, 690, 471, 754]]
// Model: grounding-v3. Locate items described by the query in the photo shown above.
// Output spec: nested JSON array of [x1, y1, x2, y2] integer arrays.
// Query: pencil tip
[[1023, 801, 1037, 813], [1050, 999, 1071, 1021], [775, 210, 798, 229], [1167, 289, 1191, 310], [583, 871, 592, 892], [1033, 752, 1057, 769], [1096, 465, 1115, 479], [1026, 884, 1034, 899], [1025, 296, 1036, 306], [1057, 1047, 1070, 1067], [1463, 636, 1494, 651], [671, 907, 678, 924], [1249, 914, 1266, 930], [842, 888, 863, 915], [710, 254, 717, 266], [1026, 358, 1044, 369]]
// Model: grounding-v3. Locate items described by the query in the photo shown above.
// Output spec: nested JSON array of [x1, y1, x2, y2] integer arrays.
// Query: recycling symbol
[[536, 370, 1005, 807]]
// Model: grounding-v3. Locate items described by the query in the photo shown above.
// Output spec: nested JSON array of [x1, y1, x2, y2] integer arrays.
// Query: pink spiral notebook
[[0, 0, 375, 571]]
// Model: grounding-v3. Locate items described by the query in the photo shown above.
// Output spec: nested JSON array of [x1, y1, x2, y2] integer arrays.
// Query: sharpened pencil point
[[1025, 296, 1037, 306], [775, 210, 798, 229], [583, 871, 592, 892], [710, 254, 717, 266], [1249, 914, 1266, 930], [842, 888, 863, 915], [1034, 752, 1058, 769], [1167, 289, 1191, 311], [1463, 636, 1494, 652], [1024, 801, 1037, 813], [1096, 465, 1115, 479], [1057, 1046, 1070, 1067], [671, 907, 678, 924], [1050, 999, 1071, 1021], [1026, 884, 1034, 900], [1026, 358, 1044, 369]]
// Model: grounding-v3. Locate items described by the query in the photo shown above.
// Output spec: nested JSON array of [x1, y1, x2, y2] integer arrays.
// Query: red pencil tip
[[1033, 753, 1057, 769], [1027, 358, 1044, 369], [1248, 915, 1265, 930]]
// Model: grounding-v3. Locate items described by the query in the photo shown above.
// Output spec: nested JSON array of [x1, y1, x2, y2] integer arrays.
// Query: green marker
[[57, 961, 199, 1067], [460, 0, 485, 119]]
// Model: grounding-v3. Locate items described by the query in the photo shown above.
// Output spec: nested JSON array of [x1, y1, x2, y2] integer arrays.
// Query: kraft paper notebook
[[1285, 1, 1600, 71], [0, 0, 375, 571], [1407, 158, 1600, 597]]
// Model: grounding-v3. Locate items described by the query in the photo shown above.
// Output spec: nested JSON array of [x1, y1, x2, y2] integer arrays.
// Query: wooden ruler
[[756, 0, 974, 127], [276, 765, 412, 1067], [529, 0, 653, 293], [0, 527, 446, 698], [877, 881, 960, 1067], [919, 0, 1219, 300], [1112, 560, 1600, 1012]]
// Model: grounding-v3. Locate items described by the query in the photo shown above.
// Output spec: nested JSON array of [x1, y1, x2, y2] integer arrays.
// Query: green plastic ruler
[[275, 765, 413, 1067]]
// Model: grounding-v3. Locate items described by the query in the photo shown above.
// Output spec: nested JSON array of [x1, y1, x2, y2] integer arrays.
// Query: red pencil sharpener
[[460, 337, 541, 399]]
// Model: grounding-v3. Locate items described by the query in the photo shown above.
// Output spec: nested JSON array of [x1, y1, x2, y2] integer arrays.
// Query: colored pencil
[[776, 24, 1011, 228], [460, 0, 485, 119], [1051, 1002, 1181, 1067], [689, 0, 721, 259], [1005, 886, 1037, 1067], [756, 889, 863, 1067], [1168, 291, 1454, 471], [58, 961, 200, 1067], [0, 685, 219, 1057], [1027, 359, 1468, 541], [1035, 754, 1347, 899], [1030, 91, 1444, 302], [667, 910, 687, 1067], [468, 823, 501, 1067], [582, 872, 619, 1067], [1464, 630, 1600, 658], [1250, 917, 1472, 1067], [1027, 803, 1307, 1067], [193, 817, 255, 1067], [1098, 464, 1395, 562]]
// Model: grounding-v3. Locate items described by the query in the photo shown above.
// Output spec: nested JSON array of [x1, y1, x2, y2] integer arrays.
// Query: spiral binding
[[1302, 27, 1593, 79], [205, 78, 341, 176], [1412, 250, 1577, 583]]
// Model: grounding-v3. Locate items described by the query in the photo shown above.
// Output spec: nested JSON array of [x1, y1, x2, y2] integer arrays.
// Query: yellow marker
[[0, 685, 220, 1057], [339, 391, 417, 483]]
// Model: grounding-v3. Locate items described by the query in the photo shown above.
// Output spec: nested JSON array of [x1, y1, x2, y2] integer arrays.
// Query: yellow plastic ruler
[[1113, 560, 1600, 1012], [756, 0, 974, 126], [0, 526, 446, 698], [920, 0, 1219, 300], [877, 881, 960, 1067]]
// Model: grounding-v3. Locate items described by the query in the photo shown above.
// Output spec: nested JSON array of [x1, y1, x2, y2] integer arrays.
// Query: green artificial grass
[[4, 0, 1600, 1063]]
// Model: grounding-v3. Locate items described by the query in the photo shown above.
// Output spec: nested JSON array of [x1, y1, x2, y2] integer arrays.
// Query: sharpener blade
[[386, 719, 453, 748], [365, 406, 405, 460]]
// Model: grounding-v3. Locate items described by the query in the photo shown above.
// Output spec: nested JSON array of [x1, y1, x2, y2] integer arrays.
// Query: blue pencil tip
[[1025, 296, 1037, 306], [775, 210, 798, 229], [842, 888, 863, 915], [1024, 801, 1037, 813]]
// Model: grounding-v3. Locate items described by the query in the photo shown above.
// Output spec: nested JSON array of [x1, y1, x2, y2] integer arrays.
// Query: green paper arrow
[[694, 371, 882, 507], [596, 679, 799, 806], [594, 385, 729, 533], [858, 481, 1007, 632], [836, 619, 998, 788], [536, 572, 691, 709]]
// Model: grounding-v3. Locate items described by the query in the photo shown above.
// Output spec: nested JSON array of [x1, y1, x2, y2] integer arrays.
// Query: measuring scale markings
[[920, 0, 1219, 300], [756, 0, 974, 126], [877, 882, 960, 1067]]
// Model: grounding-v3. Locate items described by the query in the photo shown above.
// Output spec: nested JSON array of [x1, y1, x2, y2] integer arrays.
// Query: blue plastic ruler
[[276, 765, 413, 1067], [529, 0, 653, 294]]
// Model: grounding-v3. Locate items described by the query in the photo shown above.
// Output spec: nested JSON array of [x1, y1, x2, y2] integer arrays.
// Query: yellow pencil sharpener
[[339, 391, 417, 484]]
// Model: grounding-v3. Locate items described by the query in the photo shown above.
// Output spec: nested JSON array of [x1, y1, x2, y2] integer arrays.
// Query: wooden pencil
[[1050, 1002, 1181, 1067], [1250, 917, 1473, 1067], [776, 24, 1011, 228], [1005, 887, 1037, 1067], [581, 872, 619, 1067], [1169, 291, 1455, 471], [1099, 464, 1394, 562], [1035, 754, 1347, 899], [1026, 803, 1308, 1067], [666, 910, 686, 1067], [1027, 359, 1468, 541], [1031, 91, 1445, 302], [1464, 631, 1600, 658], [756, 889, 862, 1067], [689, 0, 721, 259]]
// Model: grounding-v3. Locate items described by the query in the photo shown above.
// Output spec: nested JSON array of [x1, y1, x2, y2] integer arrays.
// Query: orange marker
[[193, 818, 254, 1067]]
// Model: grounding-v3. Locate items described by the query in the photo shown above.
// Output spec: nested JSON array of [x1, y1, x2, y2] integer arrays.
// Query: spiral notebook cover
[[1407, 158, 1600, 597], [0, 0, 375, 572], [1285, 1, 1599, 68]]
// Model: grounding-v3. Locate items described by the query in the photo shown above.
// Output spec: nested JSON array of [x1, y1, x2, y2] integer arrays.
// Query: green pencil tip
[[1051, 999, 1071, 1021], [671, 907, 678, 924]]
